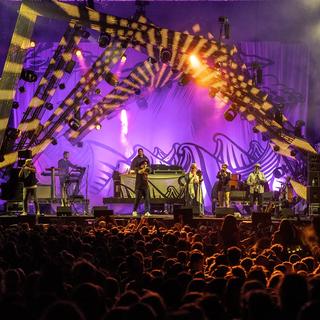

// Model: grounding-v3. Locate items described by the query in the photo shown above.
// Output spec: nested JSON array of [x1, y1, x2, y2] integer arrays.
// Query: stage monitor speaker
[[230, 191, 247, 201], [262, 192, 274, 201], [215, 207, 235, 217], [251, 211, 272, 228], [307, 187, 320, 203], [57, 206, 72, 216], [280, 208, 295, 218], [92, 206, 113, 218], [173, 207, 193, 225]]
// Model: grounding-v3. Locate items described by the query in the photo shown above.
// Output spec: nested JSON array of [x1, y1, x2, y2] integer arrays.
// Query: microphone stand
[[84, 165, 89, 215]]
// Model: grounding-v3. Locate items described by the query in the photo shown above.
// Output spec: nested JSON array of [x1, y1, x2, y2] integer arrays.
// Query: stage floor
[[0, 211, 312, 227]]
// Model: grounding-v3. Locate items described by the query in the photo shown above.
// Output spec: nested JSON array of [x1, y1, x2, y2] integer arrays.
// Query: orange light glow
[[121, 54, 127, 63], [95, 123, 102, 130], [189, 54, 201, 68], [75, 49, 82, 57], [30, 41, 36, 48]]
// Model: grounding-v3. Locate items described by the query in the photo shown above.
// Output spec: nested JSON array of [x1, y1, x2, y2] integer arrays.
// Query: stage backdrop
[[11, 37, 309, 211]]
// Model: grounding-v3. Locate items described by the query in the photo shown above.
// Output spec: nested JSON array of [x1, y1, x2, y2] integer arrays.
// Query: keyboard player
[[58, 151, 83, 205]]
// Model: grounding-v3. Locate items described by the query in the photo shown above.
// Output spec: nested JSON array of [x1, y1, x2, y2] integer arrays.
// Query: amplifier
[[307, 187, 320, 203], [215, 207, 235, 217], [37, 184, 51, 199]]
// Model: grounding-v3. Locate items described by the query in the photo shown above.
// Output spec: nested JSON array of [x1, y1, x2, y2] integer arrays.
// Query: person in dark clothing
[[58, 151, 79, 205], [130, 148, 150, 172], [19, 158, 40, 215], [132, 160, 151, 217], [216, 163, 231, 207]]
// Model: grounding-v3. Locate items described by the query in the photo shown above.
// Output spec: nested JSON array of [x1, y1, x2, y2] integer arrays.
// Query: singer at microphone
[[216, 163, 231, 208]]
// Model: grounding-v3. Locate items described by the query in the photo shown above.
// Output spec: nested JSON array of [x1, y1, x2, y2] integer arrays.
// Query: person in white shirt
[[247, 163, 266, 210]]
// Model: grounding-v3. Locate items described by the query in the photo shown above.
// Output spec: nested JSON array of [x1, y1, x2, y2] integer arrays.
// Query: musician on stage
[[58, 151, 80, 205], [132, 160, 151, 217], [247, 163, 266, 210], [130, 148, 150, 172], [19, 158, 40, 216], [185, 163, 204, 216], [216, 163, 231, 208]]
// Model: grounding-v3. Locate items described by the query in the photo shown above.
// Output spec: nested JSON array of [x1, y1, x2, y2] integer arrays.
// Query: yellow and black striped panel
[[66, 59, 160, 144], [35, 41, 125, 148], [0, 3, 37, 152], [16, 23, 81, 150]]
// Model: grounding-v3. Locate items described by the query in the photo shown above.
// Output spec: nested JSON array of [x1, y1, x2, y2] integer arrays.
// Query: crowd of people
[[1, 215, 320, 320]]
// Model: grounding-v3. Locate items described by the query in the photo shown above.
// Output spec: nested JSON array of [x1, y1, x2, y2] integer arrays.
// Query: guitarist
[[247, 163, 266, 211]]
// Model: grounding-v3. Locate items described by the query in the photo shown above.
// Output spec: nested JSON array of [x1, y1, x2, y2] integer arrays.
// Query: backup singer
[[247, 163, 266, 209], [216, 163, 231, 207], [19, 159, 40, 216], [185, 163, 204, 216], [132, 160, 151, 217]]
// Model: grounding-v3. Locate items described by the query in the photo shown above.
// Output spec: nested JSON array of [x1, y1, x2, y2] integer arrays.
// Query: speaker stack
[[307, 154, 320, 214]]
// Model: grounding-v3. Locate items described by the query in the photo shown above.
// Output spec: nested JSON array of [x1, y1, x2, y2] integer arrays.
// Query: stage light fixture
[[147, 57, 157, 64], [209, 87, 218, 98], [6, 128, 20, 140], [274, 109, 283, 126], [160, 48, 172, 63], [273, 145, 280, 152], [44, 102, 53, 110], [51, 138, 57, 145], [294, 119, 305, 137], [95, 88, 101, 94], [252, 62, 263, 85], [59, 83, 66, 90], [65, 60, 76, 74], [121, 54, 127, 63], [273, 168, 284, 179], [20, 69, 37, 83], [290, 150, 297, 157], [75, 49, 82, 57], [84, 97, 90, 105], [178, 74, 190, 86], [95, 123, 102, 130], [121, 40, 129, 48], [252, 126, 259, 133], [18, 86, 25, 93], [104, 72, 119, 86], [224, 105, 238, 122], [80, 29, 90, 39], [98, 32, 111, 48], [12, 101, 19, 109], [224, 21, 230, 39], [189, 54, 200, 68], [218, 16, 231, 41], [30, 40, 36, 48], [68, 118, 80, 131]]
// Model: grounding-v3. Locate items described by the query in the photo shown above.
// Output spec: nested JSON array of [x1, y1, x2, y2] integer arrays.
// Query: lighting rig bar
[[65, 59, 164, 144], [16, 23, 82, 149], [34, 40, 126, 147]]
